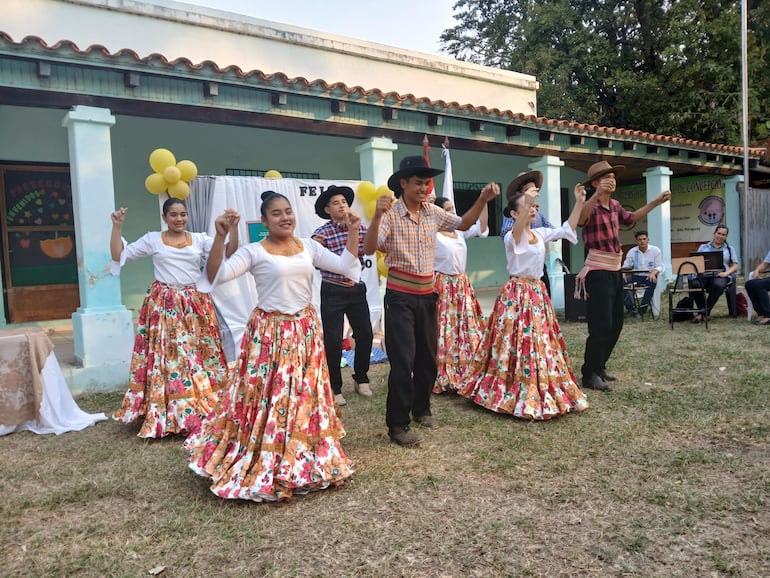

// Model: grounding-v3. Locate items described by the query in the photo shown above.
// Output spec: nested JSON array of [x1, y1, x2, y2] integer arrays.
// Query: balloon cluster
[[376, 250, 388, 279], [144, 148, 198, 200], [356, 181, 393, 220], [354, 181, 393, 279]]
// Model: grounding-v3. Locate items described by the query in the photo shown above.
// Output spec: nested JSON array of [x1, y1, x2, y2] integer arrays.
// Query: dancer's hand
[[224, 208, 240, 229], [480, 182, 500, 202], [214, 214, 229, 237], [573, 183, 587, 204], [374, 195, 395, 218], [111, 207, 127, 226], [347, 210, 362, 230]]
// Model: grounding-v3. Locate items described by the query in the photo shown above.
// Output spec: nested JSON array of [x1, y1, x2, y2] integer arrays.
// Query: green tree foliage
[[440, 0, 769, 146]]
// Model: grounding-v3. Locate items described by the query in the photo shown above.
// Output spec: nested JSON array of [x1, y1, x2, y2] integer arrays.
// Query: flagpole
[[442, 137, 454, 206], [422, 134, 435, 200], [740, 0, 749, 275]]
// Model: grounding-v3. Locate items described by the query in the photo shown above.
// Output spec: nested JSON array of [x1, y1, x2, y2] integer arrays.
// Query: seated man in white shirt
[[623, 230, 663, 319]]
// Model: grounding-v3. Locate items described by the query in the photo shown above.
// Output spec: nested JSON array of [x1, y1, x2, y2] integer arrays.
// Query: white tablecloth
[[0, 329, 107, 436]]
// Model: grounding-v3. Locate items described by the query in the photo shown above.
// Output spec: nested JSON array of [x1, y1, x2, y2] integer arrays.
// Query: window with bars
[[451, 181, 503, 236], [225, 168, 321, 179]]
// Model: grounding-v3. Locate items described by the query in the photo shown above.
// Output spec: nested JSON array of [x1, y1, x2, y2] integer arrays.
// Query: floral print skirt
[[434, 272, 486, 393], [457, 277, 588, 420], [113, 281, 228, 438], [185, 306, 353, 502]]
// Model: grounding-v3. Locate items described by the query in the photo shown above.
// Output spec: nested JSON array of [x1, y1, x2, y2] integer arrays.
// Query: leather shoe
[[388, 426, 420, 446], [599, 369, 616, 382], [353, 380, 373, 397], [413, 414, 438, 429], [582, 374, 611, 392], [334, 393, 347, 406]]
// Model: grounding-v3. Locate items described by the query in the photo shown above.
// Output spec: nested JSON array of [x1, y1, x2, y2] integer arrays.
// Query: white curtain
[[192, 176, 382, 360]]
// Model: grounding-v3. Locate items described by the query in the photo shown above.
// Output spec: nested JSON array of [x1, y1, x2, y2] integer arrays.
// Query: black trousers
[[384, 289, 438, 429], [582, 269, 624, 380], [320, 282, 373, 394], [689, 274, 730, 315], [746, 276, 770, 318]]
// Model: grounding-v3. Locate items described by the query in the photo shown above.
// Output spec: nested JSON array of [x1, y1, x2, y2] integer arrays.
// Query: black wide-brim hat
[[387, 155, 444, 198], [314, 185, 355, 219], [505, 170, 543, 200]]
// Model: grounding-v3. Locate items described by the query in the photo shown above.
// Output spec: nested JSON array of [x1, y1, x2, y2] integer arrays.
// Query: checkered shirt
[[312, 219, 368, 284], [377, 199, 461, 275], [581, 198, 634, 254]]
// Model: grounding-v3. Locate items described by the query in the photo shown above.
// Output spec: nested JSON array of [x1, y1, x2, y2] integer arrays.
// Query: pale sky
[[179, 0, 458, 56]]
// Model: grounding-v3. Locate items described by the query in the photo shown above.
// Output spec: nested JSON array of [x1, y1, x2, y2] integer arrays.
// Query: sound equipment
[[563, 274, 587, 322]]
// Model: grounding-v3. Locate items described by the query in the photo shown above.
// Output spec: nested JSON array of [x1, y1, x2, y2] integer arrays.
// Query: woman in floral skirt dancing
[[111, 199, 238, 438], [432, 196, 488, 393], [186, 191, 360, 501], [458, 177, 589, 420]]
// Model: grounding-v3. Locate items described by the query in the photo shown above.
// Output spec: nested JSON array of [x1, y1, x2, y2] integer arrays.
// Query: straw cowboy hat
[[583, 160, 625, 186], [387, 155, 444, 198], [314, 185, 355, 219], [505, 170, 543, 200]]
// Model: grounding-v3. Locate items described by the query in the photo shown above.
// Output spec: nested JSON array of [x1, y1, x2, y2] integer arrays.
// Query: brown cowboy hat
[[505, 170, 543, 200], [387, 155, 444, 198], [583, 160, 625, 186], [314, 185, 355, 219]]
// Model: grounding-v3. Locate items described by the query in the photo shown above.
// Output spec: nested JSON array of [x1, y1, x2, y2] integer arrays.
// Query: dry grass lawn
[[1, 299, 769, 577]]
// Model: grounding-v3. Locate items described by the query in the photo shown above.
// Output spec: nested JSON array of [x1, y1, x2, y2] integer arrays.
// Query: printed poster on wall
[[615, 175, 725, 245]]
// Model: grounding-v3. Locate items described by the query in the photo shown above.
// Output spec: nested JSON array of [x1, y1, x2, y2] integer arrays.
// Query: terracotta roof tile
[[2, 33, 765, 159]]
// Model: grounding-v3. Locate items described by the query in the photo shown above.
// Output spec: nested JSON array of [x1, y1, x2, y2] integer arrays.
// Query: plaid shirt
[[377, 199, 461, 275], [581, 198, 634, 254], [312, 219, 368, 284]]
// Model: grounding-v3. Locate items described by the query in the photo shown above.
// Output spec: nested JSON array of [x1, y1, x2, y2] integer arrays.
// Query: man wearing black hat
[[312, 185, 373, 407], [363, 155, 500, 446], [576, 161, 671, 392]]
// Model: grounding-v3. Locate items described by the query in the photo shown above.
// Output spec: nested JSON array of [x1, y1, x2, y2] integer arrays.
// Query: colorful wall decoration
[[2, 168, 77, 286]]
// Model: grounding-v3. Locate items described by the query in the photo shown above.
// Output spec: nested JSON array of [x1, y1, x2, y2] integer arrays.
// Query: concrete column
[[722, 174, 743, 267], [643, 166, 673, 281], [355, 137, 398, 332], [62, 105, 133, 392], [355, 137, 398, 186], [529, 155, 566, 310]]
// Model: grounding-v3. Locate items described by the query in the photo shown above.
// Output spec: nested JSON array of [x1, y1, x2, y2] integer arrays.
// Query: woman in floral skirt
[[110, 199, 239, 438], [432, 196, 488, 393], [185, 191, 360, 502], [458, 177, 589, 420]]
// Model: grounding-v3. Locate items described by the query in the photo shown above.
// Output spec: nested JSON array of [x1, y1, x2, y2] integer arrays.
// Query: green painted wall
[[0, 105, 591, 316]]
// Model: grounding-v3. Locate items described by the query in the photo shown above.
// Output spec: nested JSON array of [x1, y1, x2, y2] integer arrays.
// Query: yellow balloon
[[376, 184, 394, 198], [363, 199, 377, 220], [149, 148, 176, 173], [163, 165, 181, 184], [167, 180, 190, 200], [145, 173, 167, 195], [376, 251, 389, 279], [177, 160, 198, 182], [264, 170, 283, 179], [356, 181, 377, 203]]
